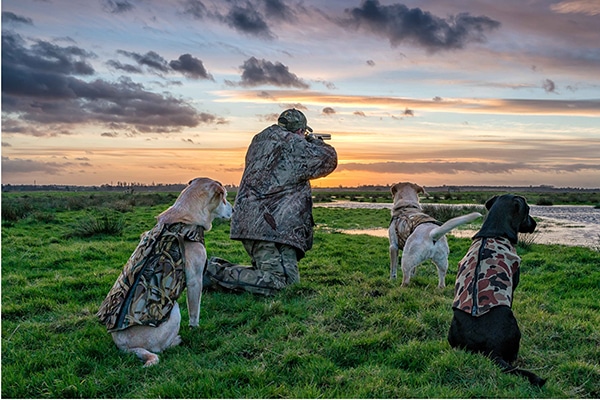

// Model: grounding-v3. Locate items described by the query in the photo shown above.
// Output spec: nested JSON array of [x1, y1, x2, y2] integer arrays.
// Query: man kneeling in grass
[[206, 109, 337, 295]]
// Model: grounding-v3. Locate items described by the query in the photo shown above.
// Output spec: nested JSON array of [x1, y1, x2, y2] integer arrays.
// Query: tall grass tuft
[[518, 232, 539, 249], [1, 198, 34, 222], [69, 211, 125, 238]]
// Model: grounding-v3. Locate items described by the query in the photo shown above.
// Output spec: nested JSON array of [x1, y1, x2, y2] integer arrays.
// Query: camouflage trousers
[[206, 240, 299, 296]]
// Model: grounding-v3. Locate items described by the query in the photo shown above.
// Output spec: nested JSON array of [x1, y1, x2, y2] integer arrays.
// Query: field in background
[[2, 191, 599, 398]]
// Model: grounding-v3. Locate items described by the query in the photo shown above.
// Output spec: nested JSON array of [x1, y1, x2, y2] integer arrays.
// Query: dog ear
[[412, 183, 430, 197], [485, 195, 499, 210], [411, 183, 424, 194], [209, 180, 227, 204], [390, 183, 399, 196]]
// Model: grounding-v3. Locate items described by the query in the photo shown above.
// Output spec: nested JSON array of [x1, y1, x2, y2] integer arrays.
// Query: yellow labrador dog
[[388, 182, 481, 288], [96, 177, 233, 366]]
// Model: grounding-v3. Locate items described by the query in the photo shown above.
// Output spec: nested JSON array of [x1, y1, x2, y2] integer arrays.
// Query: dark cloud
[[238, 57, 309, 88], [2, 32, 95, 81], [1, 156, 66, 175], [322, 107, 336, 115], [343, 0, 500, 52], [2, 11, 33, 26], [169, 54, 214, 80], [264, 0, 295, 21], [102, 0, 134, 14], [181, 0, 279, 39], [543, 78, 557, 93], [223, 5, 274, 39], [1, 32, 223, 135], [106, 59, 143, 73], [117, 50, 170, 73]]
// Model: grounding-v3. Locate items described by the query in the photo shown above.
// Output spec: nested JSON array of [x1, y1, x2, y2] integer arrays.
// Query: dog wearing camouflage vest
[[388, 182, 481, 288], [96, 178, 232, 366], [448, 194, 546, 386]]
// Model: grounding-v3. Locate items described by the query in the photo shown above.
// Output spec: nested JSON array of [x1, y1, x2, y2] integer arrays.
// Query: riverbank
[[315, 201, 600, 249]]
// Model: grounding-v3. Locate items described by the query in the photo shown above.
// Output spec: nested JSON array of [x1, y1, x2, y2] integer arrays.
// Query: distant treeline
[[2, 183, 598, 193]]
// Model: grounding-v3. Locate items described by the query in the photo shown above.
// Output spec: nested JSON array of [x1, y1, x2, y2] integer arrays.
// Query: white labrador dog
[[388, 182, 481, 288], [96, 177, 233, 366]]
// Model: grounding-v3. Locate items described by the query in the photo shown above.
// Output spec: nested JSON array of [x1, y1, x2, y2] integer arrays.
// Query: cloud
[[221, 90, 600, 117], [106, 59, 143, 73], [2, 11, 33, 26], [263, 0, 295, 21], [237, 57, 309, 88], [181, 0, 282, 39], [342, 0, 501, 52], [550, 0, 600, 16], [169, 54, 214, 80], [315, 79, 337, 90], [117, 50, 170, 73], [322, 107, 336, 115], [181, 0, 208, 19], [2, 32, 95, 79], [109, 51, 213, 80], [337, 161, 600, 175], [542, 78, 557, 93], [1, 156, 67, 175], [102, 0, 134, 14], [222, 5, 275, 39], [1, 32, 223, 135]]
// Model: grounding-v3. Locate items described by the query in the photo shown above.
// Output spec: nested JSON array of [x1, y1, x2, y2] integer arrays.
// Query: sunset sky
[[2, 0, 599, 188]]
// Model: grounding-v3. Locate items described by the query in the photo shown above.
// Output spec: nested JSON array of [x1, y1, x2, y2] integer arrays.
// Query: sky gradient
[[2, 0, 599, 188]]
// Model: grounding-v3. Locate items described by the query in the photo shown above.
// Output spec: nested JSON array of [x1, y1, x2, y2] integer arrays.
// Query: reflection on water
[[340, 228, 388, 238], [315, 201, 600, 249]]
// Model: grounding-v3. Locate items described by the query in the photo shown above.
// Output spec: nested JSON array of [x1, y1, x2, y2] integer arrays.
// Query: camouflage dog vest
[[96, 222, 204, 332], [390, 205, 441, 250], [452, 237, 520, 317]]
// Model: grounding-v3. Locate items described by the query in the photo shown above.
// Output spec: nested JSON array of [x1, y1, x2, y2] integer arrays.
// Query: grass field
[[2, 191, 599, 398]]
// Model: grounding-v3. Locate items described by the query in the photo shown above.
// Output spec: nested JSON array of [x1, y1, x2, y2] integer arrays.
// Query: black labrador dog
[[448, 194, 546, 387]]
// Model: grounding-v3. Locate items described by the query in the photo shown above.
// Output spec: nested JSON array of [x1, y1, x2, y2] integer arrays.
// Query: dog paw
[[143, 354, 159, 367]]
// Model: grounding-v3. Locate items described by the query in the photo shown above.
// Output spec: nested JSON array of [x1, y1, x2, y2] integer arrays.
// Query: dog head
[[475, 194, 536, 244], [390, 182, 429, 208], [157, 177, 233, 231]]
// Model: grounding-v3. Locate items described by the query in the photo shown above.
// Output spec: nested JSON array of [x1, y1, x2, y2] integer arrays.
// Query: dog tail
[[429, 212, 482, 242], [493, 357, 547, 387]]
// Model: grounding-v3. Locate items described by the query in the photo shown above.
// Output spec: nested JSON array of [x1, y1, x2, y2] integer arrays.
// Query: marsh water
[[315, 201, 600, 249]]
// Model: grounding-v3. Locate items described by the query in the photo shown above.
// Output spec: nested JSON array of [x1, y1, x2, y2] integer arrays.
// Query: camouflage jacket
[[230, 125, 337, 256], [452, 237, 520, 317], [96, 222, 204, 332], [390, 204, 441, 250]]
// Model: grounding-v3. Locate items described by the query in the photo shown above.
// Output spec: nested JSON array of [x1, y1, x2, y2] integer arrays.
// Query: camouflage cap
[[277, 109, 313, 133]]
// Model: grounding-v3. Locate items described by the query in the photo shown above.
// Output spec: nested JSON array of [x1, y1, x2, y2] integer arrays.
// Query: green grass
[[2, 192, 599, 398]]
